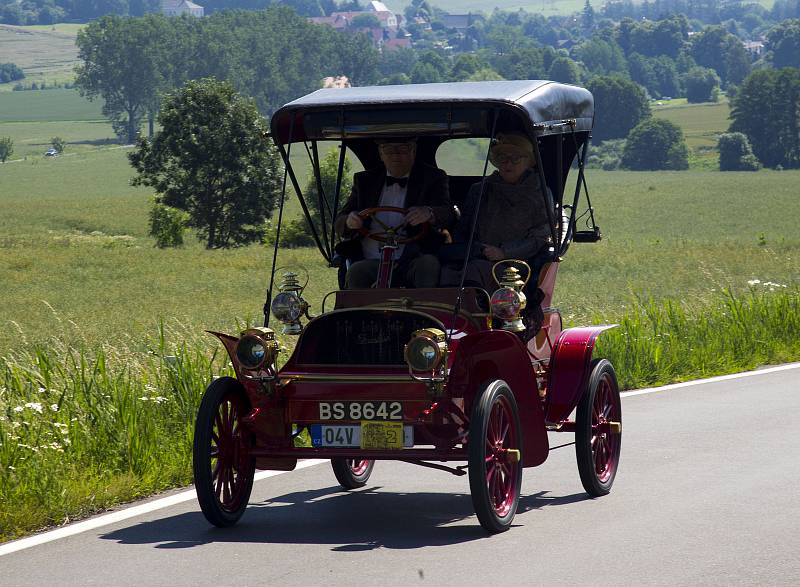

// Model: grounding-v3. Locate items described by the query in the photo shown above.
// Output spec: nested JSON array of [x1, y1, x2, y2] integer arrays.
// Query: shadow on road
[[100, 485, 588, 551]]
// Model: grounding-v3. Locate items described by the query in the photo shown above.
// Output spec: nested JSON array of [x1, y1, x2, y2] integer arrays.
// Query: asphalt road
[[3, 366, 799, 586]]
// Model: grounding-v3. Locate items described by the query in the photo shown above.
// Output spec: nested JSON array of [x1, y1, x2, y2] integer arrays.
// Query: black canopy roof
[[271, 80, 594, 144]]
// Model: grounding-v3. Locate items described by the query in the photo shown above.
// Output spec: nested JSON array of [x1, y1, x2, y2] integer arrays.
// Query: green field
[[653, 99, 732, 169], [0, 24, 82, 90]]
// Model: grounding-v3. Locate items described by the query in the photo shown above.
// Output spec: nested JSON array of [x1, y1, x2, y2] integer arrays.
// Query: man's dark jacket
[[333, 163, 456, 260]]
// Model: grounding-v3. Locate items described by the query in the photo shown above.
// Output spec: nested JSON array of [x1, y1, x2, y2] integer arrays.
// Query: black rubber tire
[[193, 377, 255, 527], [331, 458, 375, 489], [575, 359, 622, 497], [468, 380, 523, 534]]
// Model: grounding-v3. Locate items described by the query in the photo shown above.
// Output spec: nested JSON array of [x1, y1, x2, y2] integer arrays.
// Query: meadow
[[0, 24, 82, 91], [653, 98, 732, 169], [1, 89, 799, 542]]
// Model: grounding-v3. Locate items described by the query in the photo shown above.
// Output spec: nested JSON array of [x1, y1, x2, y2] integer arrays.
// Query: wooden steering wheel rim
[[357, 206, 430, 244]]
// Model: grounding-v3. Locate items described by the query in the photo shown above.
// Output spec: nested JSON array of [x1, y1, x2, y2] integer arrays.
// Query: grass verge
[[2, 287, 798, 543]]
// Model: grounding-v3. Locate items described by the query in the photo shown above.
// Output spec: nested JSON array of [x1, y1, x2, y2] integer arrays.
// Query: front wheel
[[331, 458, 374, 489], [193, 377, 255, 527], [575, 359, 622, 497], [468, 380, 523, 534]]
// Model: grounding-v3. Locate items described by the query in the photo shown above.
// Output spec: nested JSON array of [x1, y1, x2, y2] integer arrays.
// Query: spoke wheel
[[576, 359, 622, 497], [468, 380, 523, 534], [331, 458, 375, 489], [193, 377, 255, 527]]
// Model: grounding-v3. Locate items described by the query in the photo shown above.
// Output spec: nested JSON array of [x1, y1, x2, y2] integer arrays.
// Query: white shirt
[[361, 176, 409, 260]]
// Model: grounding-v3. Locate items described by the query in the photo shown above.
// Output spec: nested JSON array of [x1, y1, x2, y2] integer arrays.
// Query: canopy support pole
[[264, 115, 295, 327], [449, 109, 499, 343]]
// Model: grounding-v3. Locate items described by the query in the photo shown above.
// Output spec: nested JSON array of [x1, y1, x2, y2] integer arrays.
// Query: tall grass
[[595, 287, 800, 388], [1, 287, 798, 542], [0, 321, 231, 542]]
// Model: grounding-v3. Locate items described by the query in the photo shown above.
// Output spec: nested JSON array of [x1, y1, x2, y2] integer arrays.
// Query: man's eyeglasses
[[493, 154, 529, 166], [379, 144, 414, 155]]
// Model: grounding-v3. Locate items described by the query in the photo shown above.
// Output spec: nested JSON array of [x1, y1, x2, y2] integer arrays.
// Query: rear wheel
[[575, 359, 622, 497], [331, 458, 374, 489], [193, 377, 255, 527], [468, 380, 523, 534]]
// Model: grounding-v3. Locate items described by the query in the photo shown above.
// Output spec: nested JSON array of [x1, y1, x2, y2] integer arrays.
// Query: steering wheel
[[357, 206, 430, 244]]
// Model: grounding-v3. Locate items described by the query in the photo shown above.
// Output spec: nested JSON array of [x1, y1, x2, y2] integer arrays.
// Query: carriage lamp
[[405, 328, 448, 373], [490, 265, 528, 333], [271, 271, 310, 335], [235, 327, 278, 370]]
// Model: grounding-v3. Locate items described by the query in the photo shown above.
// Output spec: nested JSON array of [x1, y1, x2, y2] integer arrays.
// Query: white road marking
[[620, 362, 800, 398], [2, 362, 799, 557], [0, 459, 327, 557]]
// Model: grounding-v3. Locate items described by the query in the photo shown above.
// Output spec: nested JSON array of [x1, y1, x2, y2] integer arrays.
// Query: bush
[[148, 200, 188, 248], [264, 218, 316, 248], [621, 118, 689, 170], [0, 62, 25, 84], [718, 132, 761, 171], [0, 137, 13, 163], [50, 137, 66, 153], [684, 66, 720, 103], [587, 139, 626, 170]]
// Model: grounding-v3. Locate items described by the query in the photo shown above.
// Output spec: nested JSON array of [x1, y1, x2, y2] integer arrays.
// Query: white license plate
[[309, 424, 413, 448]]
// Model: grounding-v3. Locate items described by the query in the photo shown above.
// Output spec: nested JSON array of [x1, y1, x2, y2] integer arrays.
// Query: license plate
[[318, 401, 403, 421], [309, 423, 413, 449]]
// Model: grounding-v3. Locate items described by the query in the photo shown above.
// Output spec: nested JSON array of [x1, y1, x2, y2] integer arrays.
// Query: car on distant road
[[45, 148, 58, 157]]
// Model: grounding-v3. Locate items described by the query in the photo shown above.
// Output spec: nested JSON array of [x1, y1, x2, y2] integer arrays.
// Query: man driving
[[334, 138, 456, 289]]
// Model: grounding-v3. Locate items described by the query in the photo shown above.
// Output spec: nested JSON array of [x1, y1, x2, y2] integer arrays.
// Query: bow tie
[[385, 176, 408, 188]]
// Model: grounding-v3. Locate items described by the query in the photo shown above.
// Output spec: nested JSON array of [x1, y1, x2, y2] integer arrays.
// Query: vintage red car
[[192, 80, 622, 534]]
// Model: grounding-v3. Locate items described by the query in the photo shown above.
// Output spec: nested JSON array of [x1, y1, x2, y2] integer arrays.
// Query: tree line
[[75, 8, 378, 143]]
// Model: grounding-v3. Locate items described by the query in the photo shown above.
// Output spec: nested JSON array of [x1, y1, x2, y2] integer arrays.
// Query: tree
[[129, 79, 282, 249], [765, 19, 800, 68], [349, 13, 380, 29], [574, 35, 627, 76], [0, 137, 13, 163], [548, 56, 582, 84], [730, 68, 800, 168], [0, 62, 25, 83], [587, 75, 651, 142], [51, 137, 66, 153], [684, 67, 720, 103], [718, 133, 761, 171], [621, 118, 689, 170], [690, 26, 751, 87], [410, 51, 449, 83], [75, 15, 173, 143]]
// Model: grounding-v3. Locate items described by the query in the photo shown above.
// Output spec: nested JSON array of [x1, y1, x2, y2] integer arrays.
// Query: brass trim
[[280, 373, 417, 383]]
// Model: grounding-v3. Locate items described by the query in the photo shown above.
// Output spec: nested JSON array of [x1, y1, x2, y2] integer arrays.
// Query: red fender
[[544, 325, 618, 424], [450, 330, 549, 468]]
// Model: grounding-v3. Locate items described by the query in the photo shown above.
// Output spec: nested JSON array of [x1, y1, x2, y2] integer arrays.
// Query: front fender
[[544, 325, 618, 424], [450, 330, 549, 468]]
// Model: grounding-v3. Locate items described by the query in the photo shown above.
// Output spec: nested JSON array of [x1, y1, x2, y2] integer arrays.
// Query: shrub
[[587, 139, 626, 170], [0, 137, 13, 163], [621, 118, 689, 170], [264, 218, 316, 248], [148, 200, 188, 248], [684, 66, 720, 103], [50, 137, 66, 153], [718, 132, 761, 171]]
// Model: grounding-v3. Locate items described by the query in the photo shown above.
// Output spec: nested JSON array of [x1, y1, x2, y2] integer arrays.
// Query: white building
[[162, 0, 204, 17]]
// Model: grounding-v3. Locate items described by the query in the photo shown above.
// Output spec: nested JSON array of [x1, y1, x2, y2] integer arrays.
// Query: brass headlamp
[[271, 270, 310, 335], [235, 327, 278, 371], [490, 261, 530, 333], [404, 328, 448, 373]]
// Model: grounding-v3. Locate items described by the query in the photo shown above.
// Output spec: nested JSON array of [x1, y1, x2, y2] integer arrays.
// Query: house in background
[[308, 0, 401, 48], [162, 0, 204, 17]]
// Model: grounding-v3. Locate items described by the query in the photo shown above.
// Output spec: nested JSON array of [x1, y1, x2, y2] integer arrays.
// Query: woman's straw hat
[[489, 133, 534, 165]]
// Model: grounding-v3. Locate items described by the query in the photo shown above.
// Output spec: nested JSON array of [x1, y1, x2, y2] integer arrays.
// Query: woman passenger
[[444, 132, 555, 292]]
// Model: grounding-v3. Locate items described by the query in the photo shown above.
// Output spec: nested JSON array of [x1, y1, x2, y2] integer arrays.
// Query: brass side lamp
[[490, 261, 530, 333]]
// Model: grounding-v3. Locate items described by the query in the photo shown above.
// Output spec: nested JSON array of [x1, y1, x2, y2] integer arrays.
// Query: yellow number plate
[[360, 421, 404, 450]]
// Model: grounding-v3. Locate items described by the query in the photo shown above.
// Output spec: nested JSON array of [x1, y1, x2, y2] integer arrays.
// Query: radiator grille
[[296, 310, 441, 365]]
